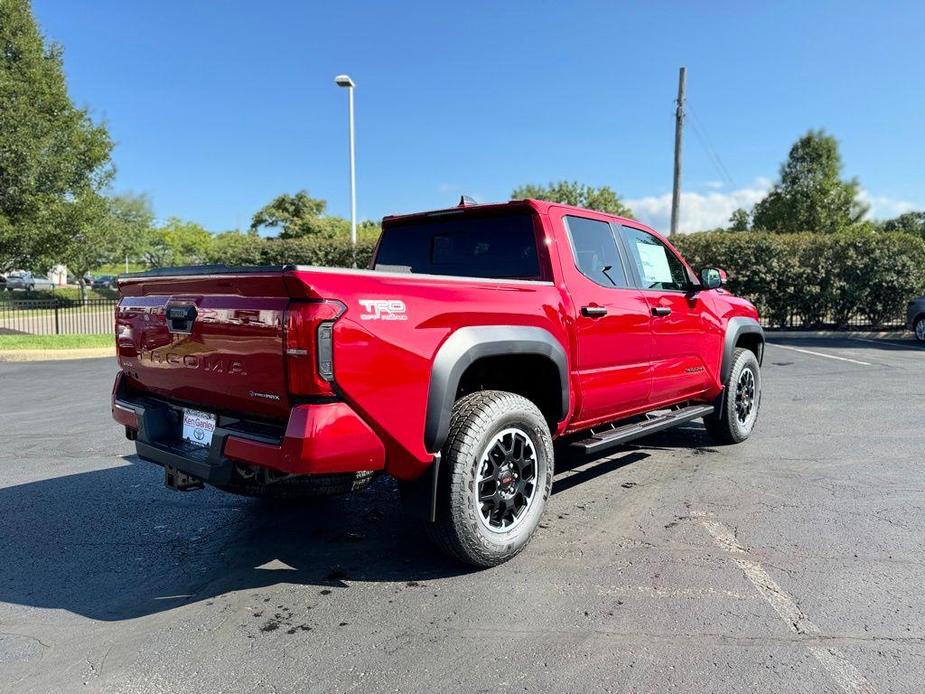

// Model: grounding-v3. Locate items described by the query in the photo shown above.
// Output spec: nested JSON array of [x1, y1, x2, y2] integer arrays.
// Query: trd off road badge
[[358, 299, 407, 321]]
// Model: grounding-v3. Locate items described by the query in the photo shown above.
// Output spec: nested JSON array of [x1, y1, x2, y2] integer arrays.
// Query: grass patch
[[0, 333, 114, 350]]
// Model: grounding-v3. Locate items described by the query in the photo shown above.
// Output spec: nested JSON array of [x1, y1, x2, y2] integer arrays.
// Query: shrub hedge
[[673, 230, 925, 328]]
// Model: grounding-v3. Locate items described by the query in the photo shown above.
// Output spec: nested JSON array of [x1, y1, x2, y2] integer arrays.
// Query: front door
[[619, 225, 715, 403], [552, 210, 653, 427]]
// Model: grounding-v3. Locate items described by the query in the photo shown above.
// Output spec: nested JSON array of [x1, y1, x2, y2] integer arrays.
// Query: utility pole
[[670, 66, 686, 237]]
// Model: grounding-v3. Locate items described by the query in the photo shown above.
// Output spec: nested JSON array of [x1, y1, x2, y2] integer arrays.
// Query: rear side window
[[375, 213, 541, 280], [564, 216, 628, 288], [622, 226, 691, 291]]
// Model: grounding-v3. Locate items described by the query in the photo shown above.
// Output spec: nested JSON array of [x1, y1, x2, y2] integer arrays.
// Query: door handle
[[651, 306, 672, 317], [581, 305, 608, 318]]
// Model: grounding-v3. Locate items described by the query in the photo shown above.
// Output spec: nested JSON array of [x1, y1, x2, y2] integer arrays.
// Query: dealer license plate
[[182, 409, 216, 448]]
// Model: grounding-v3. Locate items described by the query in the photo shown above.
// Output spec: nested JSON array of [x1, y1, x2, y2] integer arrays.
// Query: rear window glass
[[374, 213, 541, 280]]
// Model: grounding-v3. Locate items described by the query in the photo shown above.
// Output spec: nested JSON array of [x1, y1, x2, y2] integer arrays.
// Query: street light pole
[[335, 74, 357, 267]]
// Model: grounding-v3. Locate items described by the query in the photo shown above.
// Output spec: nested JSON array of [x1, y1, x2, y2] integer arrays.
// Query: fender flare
[[721, 316, 765, 383], [424, 325, 569, 453]]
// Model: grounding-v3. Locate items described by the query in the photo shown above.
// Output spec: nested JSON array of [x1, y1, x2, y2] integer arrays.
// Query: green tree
[[511, 180, 633, 217], [727, 208, 750, 231], [0, 0, 113, 269], [751, 130, 867, 233], [880, 211, 925, 240], [143, 218, 213, 268], [250, 190, 335, 239], [206, 229, 263, 265], [101, 193, 155, 269], [56, 193, 110, 296]]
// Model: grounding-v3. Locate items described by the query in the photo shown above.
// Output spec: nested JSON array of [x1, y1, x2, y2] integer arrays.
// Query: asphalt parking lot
[[1, 335, 922, 694]]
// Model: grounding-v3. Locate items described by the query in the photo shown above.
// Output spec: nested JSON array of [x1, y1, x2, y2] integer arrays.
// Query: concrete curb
[[765, 330, 911, 341], [0, 347, 116, 362]]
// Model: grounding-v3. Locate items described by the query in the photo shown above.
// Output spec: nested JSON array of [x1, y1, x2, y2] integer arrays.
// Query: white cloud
[[858, 190, 917, 221], [626, 178, 771, 233], [625, 179, 921, 231]]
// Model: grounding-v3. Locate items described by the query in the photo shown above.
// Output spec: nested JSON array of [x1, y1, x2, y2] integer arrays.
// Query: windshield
[[374, 212, 542, 280]]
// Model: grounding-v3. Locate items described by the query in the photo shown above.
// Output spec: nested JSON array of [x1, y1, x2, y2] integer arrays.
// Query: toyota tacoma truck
[[112, 199, 764, 567]]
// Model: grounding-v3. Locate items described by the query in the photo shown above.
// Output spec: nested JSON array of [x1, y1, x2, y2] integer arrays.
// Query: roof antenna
[[458, 195, 478, 207]]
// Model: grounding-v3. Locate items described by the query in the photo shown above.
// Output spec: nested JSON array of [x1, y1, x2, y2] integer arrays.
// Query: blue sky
[[33, 1, 925, 233]]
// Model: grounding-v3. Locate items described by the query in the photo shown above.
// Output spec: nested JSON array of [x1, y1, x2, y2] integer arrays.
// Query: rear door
[[551, 209, 653, 426], [618, 224, 714, 403]]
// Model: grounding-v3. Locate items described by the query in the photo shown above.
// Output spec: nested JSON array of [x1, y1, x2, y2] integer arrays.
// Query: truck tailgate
[[116, 270, 299, 420]]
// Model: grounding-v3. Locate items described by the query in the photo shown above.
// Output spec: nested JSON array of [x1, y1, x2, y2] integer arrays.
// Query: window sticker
[[635, 241, 674, 285]]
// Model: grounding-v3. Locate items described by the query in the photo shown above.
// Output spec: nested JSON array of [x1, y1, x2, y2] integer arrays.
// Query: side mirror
[[700, 267, 726, 290]]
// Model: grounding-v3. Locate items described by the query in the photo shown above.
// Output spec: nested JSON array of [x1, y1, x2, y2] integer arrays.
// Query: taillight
[[284, 300, 345, 396]]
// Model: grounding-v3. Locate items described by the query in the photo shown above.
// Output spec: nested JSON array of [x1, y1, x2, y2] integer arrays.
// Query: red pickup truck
[[112, 199, 763, 566]]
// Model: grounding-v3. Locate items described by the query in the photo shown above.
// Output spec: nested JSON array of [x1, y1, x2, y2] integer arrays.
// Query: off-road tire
[[426, 390, 554, 568], [704, 347, 761, 444], [215, 470, 375, 500], [914, 316, 925, 343]]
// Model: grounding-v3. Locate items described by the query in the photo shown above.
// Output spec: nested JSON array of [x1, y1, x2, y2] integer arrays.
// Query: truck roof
[[382, 198, 640, 228]]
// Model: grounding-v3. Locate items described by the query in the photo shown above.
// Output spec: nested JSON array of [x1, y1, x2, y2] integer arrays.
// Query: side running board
[[570, 404, 715, 456]]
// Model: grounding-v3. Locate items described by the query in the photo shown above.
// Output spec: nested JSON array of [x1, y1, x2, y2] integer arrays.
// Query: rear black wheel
[[704, 347, 761, 444], [426, 390, 554, 568]]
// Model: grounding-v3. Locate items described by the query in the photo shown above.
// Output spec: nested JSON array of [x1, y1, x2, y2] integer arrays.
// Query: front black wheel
[[704, 347, 761, 444], [426, 390, 554, 568]]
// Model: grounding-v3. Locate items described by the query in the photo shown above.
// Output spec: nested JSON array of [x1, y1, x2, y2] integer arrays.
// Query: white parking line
[[696, 513, 877, 694], [768, 343, 872, 366]]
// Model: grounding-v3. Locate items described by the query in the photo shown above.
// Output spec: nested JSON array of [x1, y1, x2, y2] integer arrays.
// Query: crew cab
[[111, 199, 764, 566]]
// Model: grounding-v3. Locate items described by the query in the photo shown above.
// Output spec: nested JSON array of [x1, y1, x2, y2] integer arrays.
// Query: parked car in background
[[5, 271, 54, 292], [91, 275, 116, 289], [908, 296, 925, 342], [0, 276, 6, 291]]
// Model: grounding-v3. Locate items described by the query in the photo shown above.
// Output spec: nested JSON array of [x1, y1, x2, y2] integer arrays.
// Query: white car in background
[[4, 271, 55, 292]]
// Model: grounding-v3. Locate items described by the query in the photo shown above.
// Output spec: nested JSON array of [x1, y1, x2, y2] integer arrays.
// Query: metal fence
[[0, 298, 117, 335], [760, 312, 907, 331]]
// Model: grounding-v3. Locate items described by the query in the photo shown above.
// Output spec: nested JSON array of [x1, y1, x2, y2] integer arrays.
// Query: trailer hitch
[[164, 465, 204, 491]]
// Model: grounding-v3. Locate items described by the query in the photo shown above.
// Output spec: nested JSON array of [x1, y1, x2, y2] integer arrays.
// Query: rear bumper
[[112, 373, 385, 484]]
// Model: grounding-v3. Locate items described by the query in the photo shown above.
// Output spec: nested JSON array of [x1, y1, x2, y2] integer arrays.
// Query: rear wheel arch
[[424, 326, 569, 454]]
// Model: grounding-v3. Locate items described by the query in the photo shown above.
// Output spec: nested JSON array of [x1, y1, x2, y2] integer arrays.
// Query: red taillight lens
[[284, 300, 345, 396]]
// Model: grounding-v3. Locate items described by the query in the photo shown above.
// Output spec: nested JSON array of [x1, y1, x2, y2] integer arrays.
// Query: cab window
[[563, 216, 629, 288], [622, 226, 691, 291]]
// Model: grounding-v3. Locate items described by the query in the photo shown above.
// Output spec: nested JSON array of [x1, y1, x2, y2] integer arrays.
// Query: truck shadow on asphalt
[[0, 433, 682, 623]]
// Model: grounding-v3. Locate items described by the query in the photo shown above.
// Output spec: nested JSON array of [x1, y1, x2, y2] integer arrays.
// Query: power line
[[687, 101, 736, 188]]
